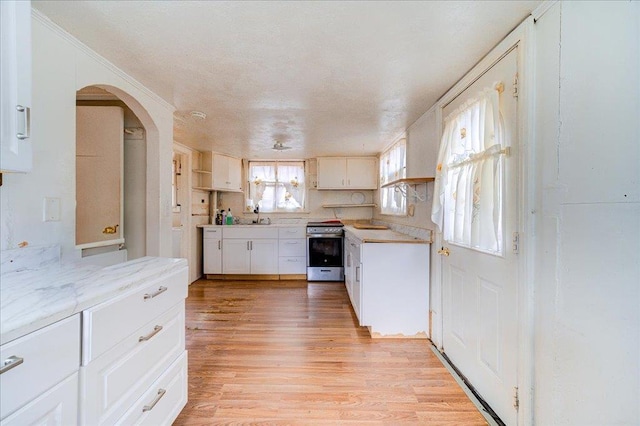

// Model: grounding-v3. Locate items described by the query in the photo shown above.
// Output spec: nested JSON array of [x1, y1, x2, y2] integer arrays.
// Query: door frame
[[430, 16, 536, 425]]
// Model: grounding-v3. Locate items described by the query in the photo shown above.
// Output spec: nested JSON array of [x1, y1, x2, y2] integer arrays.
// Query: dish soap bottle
[[226, 208, 233, 225]]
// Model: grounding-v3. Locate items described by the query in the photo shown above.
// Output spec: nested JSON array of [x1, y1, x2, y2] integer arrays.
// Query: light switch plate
[[43, 197, 61, 221]]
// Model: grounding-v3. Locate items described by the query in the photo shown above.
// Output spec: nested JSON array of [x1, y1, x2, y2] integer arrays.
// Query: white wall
[[533, 2, 640, 424], [0, 12, 175, 261]]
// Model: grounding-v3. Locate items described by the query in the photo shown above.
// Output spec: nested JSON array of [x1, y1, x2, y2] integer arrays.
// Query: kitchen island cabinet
[[344, 227, 430, 338], [0, 248, 188, 425]]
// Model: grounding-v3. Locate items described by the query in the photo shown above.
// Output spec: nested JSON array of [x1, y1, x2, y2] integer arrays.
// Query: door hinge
[[513, 386, 520, 410], [512, 232, 519, 254], [513, 74, 519, 98]]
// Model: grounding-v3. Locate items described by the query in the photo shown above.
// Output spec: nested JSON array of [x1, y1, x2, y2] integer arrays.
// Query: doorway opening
[[75, 85, 147, 265]]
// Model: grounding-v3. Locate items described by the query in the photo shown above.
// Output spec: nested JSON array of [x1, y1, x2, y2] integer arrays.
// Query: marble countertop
[[198, 223, 306, 228], [0, 255, 188, 345], [344, 226, 430, 244]]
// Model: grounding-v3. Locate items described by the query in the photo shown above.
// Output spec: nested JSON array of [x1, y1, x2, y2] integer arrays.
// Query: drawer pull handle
[[142, 388, 166, 412], [139, 325, 163, 342], [0, 355, 24, 375], [285, 241, 299, 245], [144, 286, 167, 300]]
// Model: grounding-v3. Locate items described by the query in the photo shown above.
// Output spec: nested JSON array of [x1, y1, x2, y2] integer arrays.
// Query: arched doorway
[[75, 85, 152, 264]]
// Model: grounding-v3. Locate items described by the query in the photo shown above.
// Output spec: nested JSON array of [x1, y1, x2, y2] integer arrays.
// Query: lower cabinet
[[345, 231, 430, 337], [222, 227, 279, 275], [203, 228, 222, 274], [80, 265, 189, 425], [1, 373, 79, 426], [0, 315, 80, 424]]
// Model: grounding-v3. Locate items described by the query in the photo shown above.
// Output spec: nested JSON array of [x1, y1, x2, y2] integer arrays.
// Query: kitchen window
[[379, 138, 407, 215], [248, 161, 305, 213]]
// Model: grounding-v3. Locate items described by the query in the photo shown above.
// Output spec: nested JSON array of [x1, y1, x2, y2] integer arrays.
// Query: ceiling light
[[272, 141, 292, 151], [190, 111, 207, 121]]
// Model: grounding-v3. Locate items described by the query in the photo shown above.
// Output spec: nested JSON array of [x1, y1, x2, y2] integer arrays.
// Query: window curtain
[[249, 161, 305, 212], [431, 85, 504, 254], [380, 138, 407, 215]]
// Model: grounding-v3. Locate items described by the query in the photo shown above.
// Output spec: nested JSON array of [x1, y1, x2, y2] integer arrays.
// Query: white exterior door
[[440, 47, 519, 424]]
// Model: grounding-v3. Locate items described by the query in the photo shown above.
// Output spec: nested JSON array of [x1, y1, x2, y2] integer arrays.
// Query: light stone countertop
[[0, 255, 187, 345], [197, 223, 306, 228], [344, 226, 430, 244]]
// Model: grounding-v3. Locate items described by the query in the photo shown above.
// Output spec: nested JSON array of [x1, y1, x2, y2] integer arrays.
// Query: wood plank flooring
[[173, 279, 487, 425]]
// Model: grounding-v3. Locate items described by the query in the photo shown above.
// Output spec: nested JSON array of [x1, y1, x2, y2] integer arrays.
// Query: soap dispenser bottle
[[226, 208, 233, 225]]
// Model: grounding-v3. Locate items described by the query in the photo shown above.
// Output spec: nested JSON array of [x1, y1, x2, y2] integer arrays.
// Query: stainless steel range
[[306, 221, 344, 281]]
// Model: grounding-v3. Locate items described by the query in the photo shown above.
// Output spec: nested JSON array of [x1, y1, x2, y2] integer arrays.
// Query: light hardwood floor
[[173, 279, 487, 425]]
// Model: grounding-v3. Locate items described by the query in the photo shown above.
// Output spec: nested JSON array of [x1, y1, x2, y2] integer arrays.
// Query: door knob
[[103, 225, 119, 234], [437, 247, 450, 256]]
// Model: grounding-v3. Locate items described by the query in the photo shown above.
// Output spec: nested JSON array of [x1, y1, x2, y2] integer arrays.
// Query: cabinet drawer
[[203, 228, 222, 239], [0, 315, 80, 420], [278, 238, 306, 257], [1, 372, 78, 426], [80, 302, 185, 426], [223, 226, 278, 239], [278, 227, 306, 239], [278, 256, 307, 274], [82, 266, 188, 364], [116, 351, 188, 426]]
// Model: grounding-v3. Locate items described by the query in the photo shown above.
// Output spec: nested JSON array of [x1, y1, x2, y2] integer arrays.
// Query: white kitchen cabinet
[[79, 265, 188, 425], [0, 0, 32, 173], [278, 227, 306, 275], [222, 227, 279, 275], [317, 157, 377, 190], [1, 373, 78, 426], [222, 238, 252, 274], [203, 227, 222, 274], [345, 231, 430, 337], [0, 315, 80, 423], [196, 152, 242, 192], [249, 238, 279, 274]]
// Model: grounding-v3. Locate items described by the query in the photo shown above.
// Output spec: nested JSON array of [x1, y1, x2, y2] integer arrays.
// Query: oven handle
[[306, 234, 344, 238]]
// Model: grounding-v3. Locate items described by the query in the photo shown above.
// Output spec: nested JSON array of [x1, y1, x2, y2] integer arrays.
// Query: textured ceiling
[[33, 0, 541, 159]]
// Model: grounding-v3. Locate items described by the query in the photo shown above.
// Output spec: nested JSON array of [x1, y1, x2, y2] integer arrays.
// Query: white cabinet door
[[203, 237, 222, 274], [346, 158, 377, 189], [250, 239, 278, 274], [211, 154, 242, 192], [317, 157, 346, 189], [352, 245, 363, 323], [1, 373, 78, 426], [222, 239, 251, 274], [226, 156, 242, 192], [0, 315, 80, 420], [211, 154, 229, 190], [0, 0, 32, 173]]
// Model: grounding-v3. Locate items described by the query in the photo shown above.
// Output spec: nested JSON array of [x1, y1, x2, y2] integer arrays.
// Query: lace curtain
[[249, 161, 305, 212], [431, 85, 504, 254], [380, 138, 407, 215]]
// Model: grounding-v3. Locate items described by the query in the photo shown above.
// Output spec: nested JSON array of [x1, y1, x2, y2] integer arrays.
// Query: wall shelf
[[380, 177, 434, 188], [322, 203, 377, 208]]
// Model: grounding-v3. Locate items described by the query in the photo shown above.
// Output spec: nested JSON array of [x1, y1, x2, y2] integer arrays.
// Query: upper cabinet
[[317, 157, 377, 190], [406, 107, 439, 179], [194, 152, 242, 192], [0, 0, 32, 173]]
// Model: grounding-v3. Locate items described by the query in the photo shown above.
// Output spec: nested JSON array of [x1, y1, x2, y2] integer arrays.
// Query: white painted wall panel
[[534, 2, 640, 424]]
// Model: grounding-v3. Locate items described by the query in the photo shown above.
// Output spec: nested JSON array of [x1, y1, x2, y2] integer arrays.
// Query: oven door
[[307, 235, 343, 267], [306, 234, 344, 281]]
